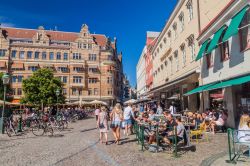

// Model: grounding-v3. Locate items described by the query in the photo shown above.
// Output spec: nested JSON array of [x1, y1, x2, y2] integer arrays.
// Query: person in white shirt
[[123, 103, 134, 136], [156, 102, 163, 115], [169, 102, 176, 115]]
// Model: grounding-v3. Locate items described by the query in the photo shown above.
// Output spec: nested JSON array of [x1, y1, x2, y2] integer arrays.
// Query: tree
[[0, 73, 12, 101], [21, 68, 65, 106]]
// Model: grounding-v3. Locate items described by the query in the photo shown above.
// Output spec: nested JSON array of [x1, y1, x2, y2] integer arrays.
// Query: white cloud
[[0, 16, 15, 27], [1, 22, 15, 27]]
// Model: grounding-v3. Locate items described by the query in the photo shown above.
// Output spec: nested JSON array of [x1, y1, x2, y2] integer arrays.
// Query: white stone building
[[136, 46, 147, 98]]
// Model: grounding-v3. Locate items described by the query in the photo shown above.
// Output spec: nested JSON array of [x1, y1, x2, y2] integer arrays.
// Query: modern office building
[[0, 24, 123, 105]]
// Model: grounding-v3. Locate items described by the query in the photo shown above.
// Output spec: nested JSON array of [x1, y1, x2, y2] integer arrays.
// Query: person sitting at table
[[195, 113, 203, 129], [238, 114, 250, 142], [210, 109, 228, 134], [163, 117, 185, 145], [148, 109, 156, 121]]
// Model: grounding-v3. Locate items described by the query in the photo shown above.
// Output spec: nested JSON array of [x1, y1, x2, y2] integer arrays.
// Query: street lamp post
[[0, 73, 10, 134], [56, 89, 60, 113]]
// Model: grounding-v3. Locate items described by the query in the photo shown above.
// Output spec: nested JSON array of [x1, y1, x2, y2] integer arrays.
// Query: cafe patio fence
[[226, 128, 250, 164], [133, 121, 179, 158]]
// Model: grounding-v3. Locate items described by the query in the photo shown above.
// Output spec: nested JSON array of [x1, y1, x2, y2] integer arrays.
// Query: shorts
[[215, 120, 224, 126], [112, 121, 122, 128], [124, 119, 132, 126]]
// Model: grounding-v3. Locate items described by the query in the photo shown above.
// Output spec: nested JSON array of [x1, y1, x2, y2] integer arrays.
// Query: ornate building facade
[[0, 24, 123, 104]]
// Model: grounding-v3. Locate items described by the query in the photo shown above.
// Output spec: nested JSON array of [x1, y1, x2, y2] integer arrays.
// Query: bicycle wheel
[[32, 123, 45, 136], [57, 121, 64, 131], [63, 120, 68, 129], [46, 124, 53, 136], [5, 125, 14, 137]]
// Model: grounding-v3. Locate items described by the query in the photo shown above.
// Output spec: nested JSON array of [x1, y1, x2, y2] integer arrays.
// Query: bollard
[[227, 128, 232, 161], [174, 126, 178, 158], [18, 116, 22, 132]]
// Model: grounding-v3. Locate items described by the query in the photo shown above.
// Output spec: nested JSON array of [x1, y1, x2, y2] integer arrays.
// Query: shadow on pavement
[[80, 128, 96, 133]]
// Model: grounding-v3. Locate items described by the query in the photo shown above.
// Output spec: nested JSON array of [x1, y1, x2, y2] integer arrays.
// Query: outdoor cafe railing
[[133, 121, 179, 157], [226, 128, 250, 164]]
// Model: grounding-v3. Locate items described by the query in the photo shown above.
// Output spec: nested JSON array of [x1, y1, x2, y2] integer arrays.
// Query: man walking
[[123, 103, 134, 136]]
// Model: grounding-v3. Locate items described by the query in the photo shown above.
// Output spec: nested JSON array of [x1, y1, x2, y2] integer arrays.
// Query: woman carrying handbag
[[110, 103, 123, 145], [97, 106, 109, 145]]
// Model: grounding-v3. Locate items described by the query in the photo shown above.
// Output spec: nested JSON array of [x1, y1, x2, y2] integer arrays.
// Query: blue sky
[[0, 0, 177, 87]]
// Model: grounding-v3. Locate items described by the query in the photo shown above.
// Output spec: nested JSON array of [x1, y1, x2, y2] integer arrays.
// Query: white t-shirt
[[169, 106, 176, 115], [123, 106, 134, 120], [177, 123, 185, 138]]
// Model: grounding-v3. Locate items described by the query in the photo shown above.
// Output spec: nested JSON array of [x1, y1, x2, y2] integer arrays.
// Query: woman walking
[[110, 103, 123, 145], [97, 106, 109, 145]]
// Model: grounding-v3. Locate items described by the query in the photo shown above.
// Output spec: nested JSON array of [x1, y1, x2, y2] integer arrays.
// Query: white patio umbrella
[[89, 100, 108, 106], [124, 99, 136, 105]]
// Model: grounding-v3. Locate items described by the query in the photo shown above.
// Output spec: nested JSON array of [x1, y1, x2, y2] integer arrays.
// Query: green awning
[[195, 39, 210, 61], [204, 75, 250, 91], [184, 83, 216, 96], [222, 5, 249, 42], [207, 26, 226, 53]]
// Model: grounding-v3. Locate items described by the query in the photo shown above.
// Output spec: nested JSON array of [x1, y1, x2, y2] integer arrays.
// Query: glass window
[[62, 76, 67, 83], [12, 88, 16, 95], [35, 52, 39, 59], [20, 51, 25, 59], [108, 88, 113, 95], [88, 78, 98, 84], [88, 89, 92, 95], [0, 49, 7, 57], [11, 50, 17, 58], [12, 76, 17, 83], [219, 30, 230, 61], [28, 66, 38, 71], [73, 76, 82, 83], [89, 54, 97, 61], [239, 10, 250, 51], [17, 75, 23, 82], [78, 42, 82, 49], [187, 0, 193, 21], [73, 53, 81, 59], [83, 44, 87, 49], [17, 88, 22, 95], [179, 13, 184, 32], [27, 51, 32, 59], [42, 52, 47, 59], [63, 53, 68, 60], [94, 88, 98, 95], [107, 77, 113, 84], [56, 52, 61, 60], [180, 44, 186, 66], [174, 51, 179, 71], [88, 44, 92, 50], [63, 88, 67, 95], [49, 52, 54, 60]]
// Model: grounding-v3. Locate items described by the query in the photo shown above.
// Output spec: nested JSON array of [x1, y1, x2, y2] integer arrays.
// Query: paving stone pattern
[[0, 118, 236, 166]]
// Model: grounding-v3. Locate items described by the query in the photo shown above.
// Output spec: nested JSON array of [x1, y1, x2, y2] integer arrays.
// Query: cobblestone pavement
[[0, 117, 242, 166]]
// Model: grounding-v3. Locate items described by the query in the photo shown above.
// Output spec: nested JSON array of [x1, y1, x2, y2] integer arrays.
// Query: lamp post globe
[[2, 73, 10, 85], [56, 89, 60, 97]]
